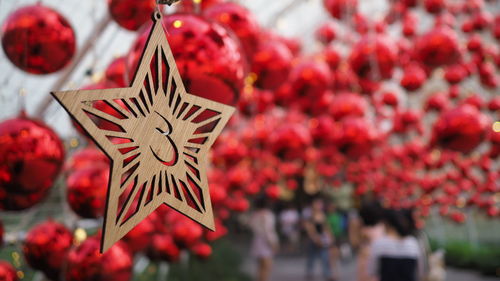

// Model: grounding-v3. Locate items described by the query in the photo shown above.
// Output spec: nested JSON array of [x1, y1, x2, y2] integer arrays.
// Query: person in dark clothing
[[367, 209, 422, 281]]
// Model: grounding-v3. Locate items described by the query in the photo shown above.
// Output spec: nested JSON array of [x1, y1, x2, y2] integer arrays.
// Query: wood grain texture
[[52, 13, 235, 253]]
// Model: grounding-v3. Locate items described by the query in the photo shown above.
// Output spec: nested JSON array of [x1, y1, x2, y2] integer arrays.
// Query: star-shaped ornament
[[52, 12, 235, 253]]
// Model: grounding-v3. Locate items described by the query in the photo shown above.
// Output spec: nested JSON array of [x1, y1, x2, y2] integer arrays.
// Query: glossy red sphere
[[23, 220, 73, 281], [128, 14, 245, 105], [203, 2, 261, 61], [323, 0, 358, 19], [108, 0, 155, 31], [335, 117, 378, 158], [105, 56, 128, 87], [431, 104, 489, 153], [0, 261, 18, 281], [0, 117, 64, 210], [349, 35, 397, 80], [66, 164, 109, 218], [330, 92, 367, 120], [1, 4, 75, 74], [65, 237, 132, 281], [251, 40, 293, 90], [191, 243, 212, 260], [415, 27, 461, 68]]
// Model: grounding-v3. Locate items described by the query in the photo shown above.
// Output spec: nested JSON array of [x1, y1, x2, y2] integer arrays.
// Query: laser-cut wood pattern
[[52, 12, 235, 253]]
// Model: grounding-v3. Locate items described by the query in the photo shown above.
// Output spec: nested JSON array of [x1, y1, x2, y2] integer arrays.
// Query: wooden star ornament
[[52, 12, 235, 253]]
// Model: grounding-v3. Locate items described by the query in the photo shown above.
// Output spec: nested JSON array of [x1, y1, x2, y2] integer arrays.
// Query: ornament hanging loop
[[153, 10, 163, 21]]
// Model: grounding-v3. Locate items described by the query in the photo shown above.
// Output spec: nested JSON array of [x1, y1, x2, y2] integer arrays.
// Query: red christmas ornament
[[251, 40, 293, 90], [330, 92, 367, 120], [265, 185, 280, 200], [400, 63, 427, 91], [105, 56, 128, 87], [425, 92, 449, 111], [444, 63, 468, 84], [0, 261, 17, 281], [321, 46, 342, 71], [203, 2, 261, 60], [323, 0, 358, 19], [315, 21, 337, 45], [146, 234, 180, 262], [191, 243, 212, 260], [431, 104, 489, 153], [66, 147, 108, 172], [381, 91, 399, 107], [424, 0, 446, 14], [1, 4, 76, 74], [23, 220, 73, 281], [65, 236, 132, 281], [108, 0, 155, 31], [128, 14, 245, 105], [177, 0, 223, 12], [349, 35, 397, 80], [415, 27, 461, 68], [335, 117, 378, 158], [0, 116, 64, 210], [172, 220, 203, 248], [122, 216, 155, 254], [66, 164, 109, 218]]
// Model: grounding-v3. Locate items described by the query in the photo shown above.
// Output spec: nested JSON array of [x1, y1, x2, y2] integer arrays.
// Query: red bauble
[[425, 92, 449, 111], [431, 104, 489, 153], [315, 22, 337, 44], [251, 41, 293, 90], [122, 216, 155, 254], [265, 185, 281, 200], [0, 117, 64, 210], [323, 0, 358, 19], [1, 4, 75, 74], [23, 220, 73, 281], [321, 46, 342, 71], [146, 234, 180, 262], [172, 220, 203, 248], [271, 123, 312, 159], [335, 117, 378, 158], [203, 3, 261, 60], [177, 0, 223, 12], [65, 237, 132, 281], [0, 261, 17, 281], [444, 63, 468, 84], [105, 56, 128, 87], [286, 61, 332, 113], [191, 243, 212, 260], [381, 91, 399, 107], [424, 0, 446, 14], [400, 64, 427, 91], [349, 35, 397, 80], [66, 147, 108, 172], [66, 164, 109, 218], [128, 14, 245, 105], [415, 27, 461, 68], [330, 92, 367, 120], [108, 0, 155, 31]]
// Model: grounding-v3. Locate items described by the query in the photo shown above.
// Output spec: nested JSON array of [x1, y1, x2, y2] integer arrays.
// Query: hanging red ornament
[[349, 35, 397, 81], [330, 92, 367, 120], [415, 27, 461, 68], [105, 56, 128, 87], [251, 41, 293, 90], [323, 0, 358, 19], [381, 91, 399, 107], [265, 185, 281, 200], [66, 147, 109, 172], [424, 0, 446, 14], [315, 22, 337, 45], [22, 220, 73, 281], [128, 14, 245, 106], [321, 46, 342, 71], [0, 261, 17, 281], [66, 164, 109, 218], [122, 216, 155, 254], [0, 116, 64, 210], [65, 236, 132, 281], [444, 63, 468, 84], [431, 104, 489, 153], [335, 117, 378, 158], [108, 0, 156, 31], [425, 92, 449, 111], [172, 220, 203, 248], [400, 63, 427, 91], [191, 243, 212, 260], [203, 2, 261, 61], [1, 4, 76, 74], [146, 234, 180, 262], [177, 0, 223, 12]]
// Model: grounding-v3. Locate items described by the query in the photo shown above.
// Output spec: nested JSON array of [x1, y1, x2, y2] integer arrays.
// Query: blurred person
[[304, 196, 335, 281], [250, 197, 279, 281], [367, 208, 423, 281], [356, 200, 385, 281], [279, 202, 300, 253], [326, 201, 343, 279]]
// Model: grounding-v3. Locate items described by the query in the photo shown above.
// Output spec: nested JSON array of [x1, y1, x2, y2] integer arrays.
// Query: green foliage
[[166, 240, 251, 281], [432, 240, 500, 277]]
